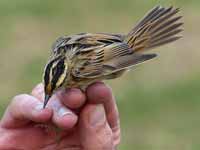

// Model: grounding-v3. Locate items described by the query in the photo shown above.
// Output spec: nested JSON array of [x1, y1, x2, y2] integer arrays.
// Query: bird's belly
[[64, 76, 100, 90], [64, 69, 127, 90]]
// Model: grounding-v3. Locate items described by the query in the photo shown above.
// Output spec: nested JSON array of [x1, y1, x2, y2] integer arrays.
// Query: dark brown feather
[[125, 6, 183, 52]]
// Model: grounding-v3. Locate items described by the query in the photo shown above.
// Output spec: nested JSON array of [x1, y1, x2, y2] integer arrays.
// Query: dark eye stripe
[[44, 56, 62, 90], [51, 58, 66, 90]]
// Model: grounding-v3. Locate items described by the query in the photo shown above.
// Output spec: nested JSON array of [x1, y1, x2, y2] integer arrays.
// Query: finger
[[57, 88, 86, 109], [86, 82, 120, 135], [79, 104, 115, 150], [47, 94, 78, 130], [0, 94, 52, 128], [32, 83, 86, 109], [32, 83, 79, 130], [31, 83, 44, 101]]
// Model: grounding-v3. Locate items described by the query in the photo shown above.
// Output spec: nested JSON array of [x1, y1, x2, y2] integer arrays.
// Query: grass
[[117, 74, 200, 150]]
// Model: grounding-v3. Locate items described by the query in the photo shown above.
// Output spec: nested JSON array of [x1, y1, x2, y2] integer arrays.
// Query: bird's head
[[43, 55, 68, 108]]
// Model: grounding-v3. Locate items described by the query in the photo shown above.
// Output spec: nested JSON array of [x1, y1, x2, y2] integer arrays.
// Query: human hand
[[0, 82, 120, 150]]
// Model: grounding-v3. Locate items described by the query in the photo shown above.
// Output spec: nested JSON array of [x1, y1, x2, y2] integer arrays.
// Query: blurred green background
[[0, 0, 199, 149]]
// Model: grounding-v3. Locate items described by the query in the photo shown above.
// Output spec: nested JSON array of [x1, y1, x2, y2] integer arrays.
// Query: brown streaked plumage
[[43, 6, 183, 108]]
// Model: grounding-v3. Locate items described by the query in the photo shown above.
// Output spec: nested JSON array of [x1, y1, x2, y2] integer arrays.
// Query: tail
[[124, 6, 183, 52]]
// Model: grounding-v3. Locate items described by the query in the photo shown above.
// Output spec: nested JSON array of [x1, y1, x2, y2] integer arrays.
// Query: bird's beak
[[43, 94, 51, 109]]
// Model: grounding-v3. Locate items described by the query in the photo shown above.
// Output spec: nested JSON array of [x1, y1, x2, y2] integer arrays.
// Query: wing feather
[[72, 42, 132, 78], [103, 53, 157, 71], [72, 41, 156, 78]]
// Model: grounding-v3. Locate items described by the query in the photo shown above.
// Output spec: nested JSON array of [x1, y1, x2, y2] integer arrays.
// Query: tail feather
[[148, 36, 182, 49], [125, 6, 183, 52]]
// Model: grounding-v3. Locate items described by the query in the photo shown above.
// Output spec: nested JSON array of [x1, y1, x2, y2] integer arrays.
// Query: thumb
[[79, 104, 114, 150]]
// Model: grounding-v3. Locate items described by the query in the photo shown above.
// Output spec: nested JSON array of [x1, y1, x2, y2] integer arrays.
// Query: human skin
[[0, 82, 120, 150]]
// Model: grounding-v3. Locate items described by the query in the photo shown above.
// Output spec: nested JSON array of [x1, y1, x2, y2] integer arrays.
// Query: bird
[[43, 6, 183, 108]]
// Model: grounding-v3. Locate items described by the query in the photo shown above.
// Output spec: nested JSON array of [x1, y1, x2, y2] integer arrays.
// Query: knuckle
[[12, 94, 29, 103], [112, 126, 121, 146], [115, 136, 121, 146], [101, 130, 114, 149], [11, 94, 32, 108], [9, 94, 30, 114]]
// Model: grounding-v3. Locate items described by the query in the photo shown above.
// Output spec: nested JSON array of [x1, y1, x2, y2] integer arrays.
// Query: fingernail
[[89, 104, 106, 126], [35, 103, 44, 110], [58, 107, 73, 117]]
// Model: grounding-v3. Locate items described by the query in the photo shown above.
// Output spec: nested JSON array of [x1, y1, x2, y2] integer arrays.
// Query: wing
[[71, 42, 131, 78], [52, 33, 156, 79], [72, 41, 156, 79]]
